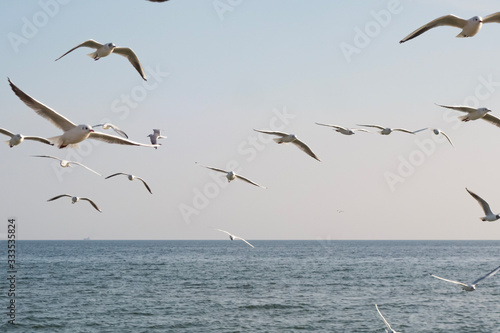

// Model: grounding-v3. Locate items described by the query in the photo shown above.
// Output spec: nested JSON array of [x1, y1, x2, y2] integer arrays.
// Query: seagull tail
[[47, 135, 79, 149], [458, 115, 469, 122], [87, 51, 98, 59], [272, 138, 283, 144]]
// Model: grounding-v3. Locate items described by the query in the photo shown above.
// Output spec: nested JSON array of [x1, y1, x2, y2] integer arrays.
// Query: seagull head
[[472, 16, 483, 23], [71, 197, 78, 204], [106, 43, 116, 49], [79, 124, 94, 133], [478, 107, 492, 113], [432, 129, 440, 135]]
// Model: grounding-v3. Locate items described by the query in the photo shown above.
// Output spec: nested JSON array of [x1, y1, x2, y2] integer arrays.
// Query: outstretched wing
[[136, 177, 153, 194], [80, 198, 102, 212], [472, 265, 500, 285], [466, 188, 494, 216], [0, 128, 14, 138], [431, 274, 468, 287], [24, 136, 53, 146], [435, 104, 477, 113], [481, 113, 500, 129], [292, 139, 321, 161], [113, 47, 147, 81], [356, 124, 385, 130], [438, 131, 454, 147], [375, 304, 393, 330], [392, 128, 415, 135], [104, 173, 128, 179], [88, 132, 159, 147], [55, 39, 103, 61], [400, 15, 467, 43], [315, 122, 345, 131], [47, 194, 72, 202], [69, 161, 102, 176], [236, 174, 267, 189], [483, 12, 500, 24], [253, 129, 288, 137], [196, 163, 227, 174], [233, 236, 255, 248]]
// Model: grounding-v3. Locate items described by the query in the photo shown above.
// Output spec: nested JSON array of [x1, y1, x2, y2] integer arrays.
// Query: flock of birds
[[4, 4, 500, 331]]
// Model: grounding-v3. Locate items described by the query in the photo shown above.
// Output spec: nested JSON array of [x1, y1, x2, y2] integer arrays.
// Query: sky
[[2, 0, 500, 240]]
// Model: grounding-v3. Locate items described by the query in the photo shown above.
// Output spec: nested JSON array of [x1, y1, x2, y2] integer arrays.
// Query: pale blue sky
[[2, 0, 500, 240]]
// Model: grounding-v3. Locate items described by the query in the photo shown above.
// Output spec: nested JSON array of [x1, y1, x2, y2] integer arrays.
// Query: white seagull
[[431, 128, 454, 147], [431, 265, 500, 292], [147, 129, 166, 149], [315, 122, 370, 135], [47, 194, 102, 212], [400, 13, 500, 43], [31, 155, 101, 176], [357, 124, 426, 135], [216, 229, 254, 248], [8, 79, 158, 149], [197, 163, 266, 188], [436, 104, 500, 128], [0, 128, 52, 148], [105, 173, 152, 194], [92, 123, 128, 138], [375, 304, 401, 333], [253, 129, 320, 161], [55, 39, 147, 80], [466, 188, 500, 222]]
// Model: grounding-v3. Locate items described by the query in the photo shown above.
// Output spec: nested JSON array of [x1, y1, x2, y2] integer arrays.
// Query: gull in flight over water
[[92, 123, 128, 138], [375, 304, 401, 333], [55, 39, 147, 80], [431, 129, 454, 147], [31, 155, 101, 176], [253, 129, 320, 161], [216, 229, 254, 248], [357, 124, 426, 135], [466, 188, 500, 222], [105, 173, 152, 194], [0, 128, 52, 148], [436, 104, 500, 128], [47, 194, 102, 212], [315, 122, 370, 135], [197, 163, 266, 188], [431, 265, 500, 292], [400, 12, 500, 43], [8, 79, 158, 149]]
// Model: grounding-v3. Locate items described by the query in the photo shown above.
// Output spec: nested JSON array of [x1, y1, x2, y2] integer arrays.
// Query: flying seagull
[[92, 123, 128, 138], [47, 194, 102, 212], [105, 173, 152, 194], [253, 129, 320, 161], [400, 13, 500, 43], [466, 188, 500, 222], [8, 79, 158, 149], [431, 265, 500, 292], [31, 155, 101, 176], [436, 104, 500, 128], [375, 304, 400, 333], [0, 128, 52, 148], [357, 124, 426, 135], [431, 129, 454, 147], [147, 129, 166, 149], [55, 39, 147, 80], [315, 122, 370, 135], [197, 163, 266, 188], [215, 229, 254, 248]]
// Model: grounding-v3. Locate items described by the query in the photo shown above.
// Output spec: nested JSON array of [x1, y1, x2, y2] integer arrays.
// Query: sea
[[0, 240, 499, 332]]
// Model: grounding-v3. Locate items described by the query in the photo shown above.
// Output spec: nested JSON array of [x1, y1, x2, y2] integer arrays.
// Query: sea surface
[[0, 240, 499, 332]]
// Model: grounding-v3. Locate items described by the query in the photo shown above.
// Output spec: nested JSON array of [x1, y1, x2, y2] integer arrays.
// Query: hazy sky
[[2, 0, 500, 240]]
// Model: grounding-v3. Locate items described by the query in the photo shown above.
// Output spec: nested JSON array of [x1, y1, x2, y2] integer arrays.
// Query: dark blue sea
[[0, 240, 499, 332]]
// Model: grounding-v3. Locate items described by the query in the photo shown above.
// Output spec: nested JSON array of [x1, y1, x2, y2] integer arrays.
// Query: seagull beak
[[89, 129, 94, 132]]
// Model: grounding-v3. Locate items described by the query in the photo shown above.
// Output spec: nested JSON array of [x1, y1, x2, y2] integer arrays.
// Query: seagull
[[400, 13, 500, 43], [197, 163, 266, 188], [215, 229, 254, 248], [375, 304, 400, 333], [315, 122, 370, 135], [55, 39, 147, 80], [466, 188, 500, 222], [0, 128, 53, 148], [431, 129, 454, 147], [431, 265, 500, 292], [105, 173, 152, 194], [47, 194, 102, 212], [31, 155, 101, 176], [147, 129, 166, 149], [436, 104, 500, 128], [8, 79, 158, 149], [357, 124, 426, 135], [92, 123, 128, 138], [253, 129, 320, 161]]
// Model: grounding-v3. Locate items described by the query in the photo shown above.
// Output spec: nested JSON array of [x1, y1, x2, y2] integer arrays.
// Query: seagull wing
[[483, 12, 500, 24], [32, 155, 61, 162], [393, 128, 416, 134], [253, 129, 288, 137], [375, 304, 393, 330], [235, 174, 267, 189], [232, 236, 255, 248], [356, 124, 386, 130], [68, 161, 102, 176], [315, 122, 344, 130], [292, 139, 321, 161], [466, 188, 494, 216], [435, 104, 477, 113], [352, 128, 370, 133], [400, 15, 468, 43], [113, 47, 147, 81], [23, 136, 53, 146], [47, 194, 72, 202], [104, 172, 128, 179], [439, 131, 454, 147], [88, 132, 159, 147], [481, 113, 500, 128], [472, 265, 500, 285], [431, 274, 468, 287], [196, 163, 228, 174], [215, 229, 233, 237], [8, 79, 76, 131], [0, 128, 14, 138], [55, 39, 103, 61], [80, 197, 102, 212], [411, 127, 428, 134], [136, 177, 152, 194]]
